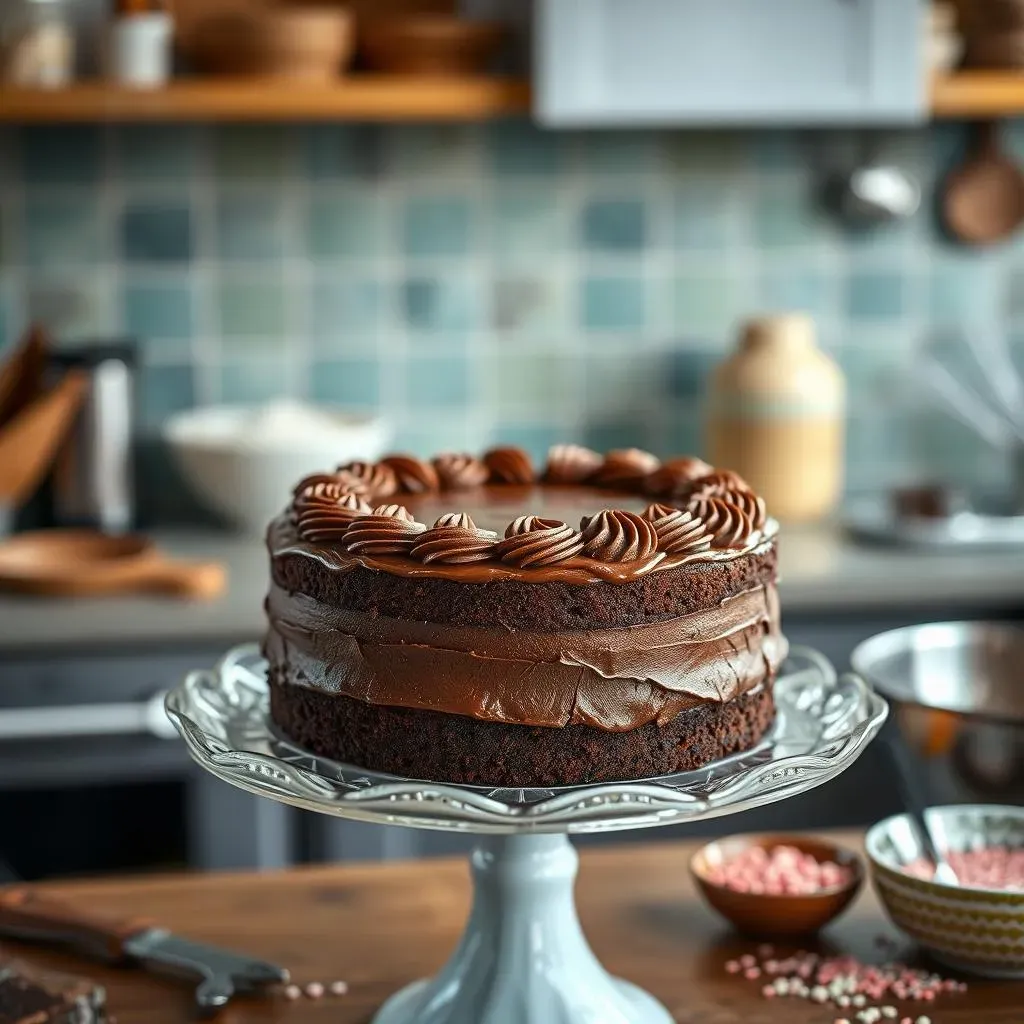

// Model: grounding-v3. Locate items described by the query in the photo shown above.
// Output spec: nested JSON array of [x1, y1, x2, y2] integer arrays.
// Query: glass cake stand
[[166, 644, 887, 1024]]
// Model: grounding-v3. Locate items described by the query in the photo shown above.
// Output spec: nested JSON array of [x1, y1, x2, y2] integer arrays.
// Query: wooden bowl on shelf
[[690, 834, 864, 938], [260, 6, 355, 80], [360, 16, 506, 76], [186, 4, 354, 78]]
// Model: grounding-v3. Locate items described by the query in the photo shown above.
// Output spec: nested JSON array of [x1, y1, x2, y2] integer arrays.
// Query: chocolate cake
[[264, 445, 788, 787], [0, 960, 105, 1024]]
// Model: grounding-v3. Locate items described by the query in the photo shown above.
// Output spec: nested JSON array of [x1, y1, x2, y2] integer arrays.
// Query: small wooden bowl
[[359, 16, 506, 76], [690, 834, 864, 938]]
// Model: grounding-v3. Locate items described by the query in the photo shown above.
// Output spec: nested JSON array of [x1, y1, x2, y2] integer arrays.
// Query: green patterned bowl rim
[[866, 804, 1024, 901]]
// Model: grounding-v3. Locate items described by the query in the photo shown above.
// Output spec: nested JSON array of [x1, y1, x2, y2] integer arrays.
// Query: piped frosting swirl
[[581, 509, 658, 562], [432, 453, 490, 490], [642, 502, 712, 555], [380, 454, 440, 494], [409, 514, 499, 564], [590, 448, 661, 488], [484, 446, 535, 484], [543, 444, 603, 484], [336, 461, 397, 500], [688, 495, 756, 549], [343, 505, 425, 555], [495, 516, 584, 568], [644, 457, 714, 498], [296, 491, 373, 543], [276, 444, 776, 582]]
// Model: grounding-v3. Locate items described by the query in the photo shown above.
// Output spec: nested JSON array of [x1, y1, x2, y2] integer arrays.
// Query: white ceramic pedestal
[[167, 644, 887, 1024], [374, 834, 672, 1024]]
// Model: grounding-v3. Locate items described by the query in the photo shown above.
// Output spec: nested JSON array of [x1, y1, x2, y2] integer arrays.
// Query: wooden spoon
[[0, 530, 227, 599], [0, 370, 88, 511], [0, 325, 48, 429], [943, 121, 1024, 244]]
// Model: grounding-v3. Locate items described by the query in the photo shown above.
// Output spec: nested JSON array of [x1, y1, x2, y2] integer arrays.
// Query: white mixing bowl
[[163, 402, 390, 535]]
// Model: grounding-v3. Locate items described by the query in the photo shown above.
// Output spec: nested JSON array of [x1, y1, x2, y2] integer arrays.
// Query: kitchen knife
[[0, 888, 288, 1010]]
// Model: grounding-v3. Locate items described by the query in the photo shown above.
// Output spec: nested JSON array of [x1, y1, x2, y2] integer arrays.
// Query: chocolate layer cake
[[0, 960, 105, 1024], [264, 445, 788, 787]]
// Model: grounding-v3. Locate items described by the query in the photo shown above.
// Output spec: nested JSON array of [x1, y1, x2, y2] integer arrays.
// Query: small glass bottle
[[1, 0, 75, 87]]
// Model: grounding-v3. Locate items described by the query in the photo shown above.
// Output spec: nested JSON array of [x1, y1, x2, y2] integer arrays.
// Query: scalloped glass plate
[[166, 644, 887, 835]]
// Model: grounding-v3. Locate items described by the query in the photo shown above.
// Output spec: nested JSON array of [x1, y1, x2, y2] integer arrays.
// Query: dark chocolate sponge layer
[[269, 670, 776, 787], [270, 544, 777, 632]]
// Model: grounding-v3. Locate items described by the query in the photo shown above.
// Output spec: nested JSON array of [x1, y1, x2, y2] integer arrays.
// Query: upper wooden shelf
[[0, 76, 532, 122], [0, 73, 1019, 122], [931, 71, 1024, 118]]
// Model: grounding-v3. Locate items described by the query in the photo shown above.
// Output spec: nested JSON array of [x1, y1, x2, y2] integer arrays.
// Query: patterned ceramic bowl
[[866, 804, 1024, 978]]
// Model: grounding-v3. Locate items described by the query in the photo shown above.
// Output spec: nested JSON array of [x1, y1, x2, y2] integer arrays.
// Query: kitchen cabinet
[[0, 646, 293, 877], [535, 0, 926, 126]]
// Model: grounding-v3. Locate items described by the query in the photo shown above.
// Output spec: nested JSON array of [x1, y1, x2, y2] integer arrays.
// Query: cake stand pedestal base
[[373, 834, 673, 1024]]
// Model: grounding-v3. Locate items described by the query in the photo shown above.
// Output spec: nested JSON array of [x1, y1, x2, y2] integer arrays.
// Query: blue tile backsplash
[[1, 120, 1021, 517]]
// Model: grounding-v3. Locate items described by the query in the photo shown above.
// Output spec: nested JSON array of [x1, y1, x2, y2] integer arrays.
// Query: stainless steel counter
[[0, 527, 1021, 653]]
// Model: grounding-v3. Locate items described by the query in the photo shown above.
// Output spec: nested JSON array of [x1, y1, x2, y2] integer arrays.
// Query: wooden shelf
[[0, 76, 532, 122], [931, 71, 1024, 117], [1, 73, 1019, 123]]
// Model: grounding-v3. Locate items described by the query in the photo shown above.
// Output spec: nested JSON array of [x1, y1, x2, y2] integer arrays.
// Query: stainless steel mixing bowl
[[852, 622, 1024, 805]]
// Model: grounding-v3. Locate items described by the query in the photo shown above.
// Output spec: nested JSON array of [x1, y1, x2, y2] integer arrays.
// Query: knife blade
[[0, 888, 288, 1010]]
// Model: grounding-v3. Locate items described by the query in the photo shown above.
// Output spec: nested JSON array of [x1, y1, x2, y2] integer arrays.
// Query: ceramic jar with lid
[[706, 313, 845, 523]]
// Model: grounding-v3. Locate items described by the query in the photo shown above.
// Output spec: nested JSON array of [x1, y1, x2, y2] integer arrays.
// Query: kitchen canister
[[706, 313, 845, 523]]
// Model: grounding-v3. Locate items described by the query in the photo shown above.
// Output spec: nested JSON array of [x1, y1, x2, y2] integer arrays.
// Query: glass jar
[[1, 0, 75, 87]]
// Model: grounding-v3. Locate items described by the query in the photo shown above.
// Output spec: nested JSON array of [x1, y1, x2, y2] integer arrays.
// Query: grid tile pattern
[[0, 120, 1019, 511]]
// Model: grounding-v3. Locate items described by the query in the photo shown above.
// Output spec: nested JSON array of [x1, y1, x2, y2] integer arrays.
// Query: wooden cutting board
[[0, 530, 226, 599]]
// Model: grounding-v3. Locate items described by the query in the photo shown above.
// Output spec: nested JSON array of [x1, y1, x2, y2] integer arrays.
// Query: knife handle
[[0, 888, 154, 961]]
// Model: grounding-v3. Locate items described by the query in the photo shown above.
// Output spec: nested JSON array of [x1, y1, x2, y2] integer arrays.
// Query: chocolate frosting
[[495, 516, 583, 567], [337, 460, 397, 499], [274, 445, 778, 585], [589, 448, 661, 487], [380, 454, 440, 493], [296, 492, 372, 543], [409, 515, 499, 564], [643, 503, 712, 554], [265, 581, 786, 730], [544, 444, 603, 483], [270, 513, 774, 584], [689, 495, 754, 549], [644, 457, 714, 497], [433, 453, 489, 490], [581, 509, 658, 561], [484, 446, 535, 484], [343, 507, 425, 555]]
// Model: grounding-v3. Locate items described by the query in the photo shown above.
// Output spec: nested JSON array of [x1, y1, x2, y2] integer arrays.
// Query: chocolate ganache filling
[[264, 581, 785, 730]]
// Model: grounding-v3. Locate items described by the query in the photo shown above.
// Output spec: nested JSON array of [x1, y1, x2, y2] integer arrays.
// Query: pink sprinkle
[[283, 985, 302, 1001], [304, 982, 324, 999], [739, 954, 758, 968], [329, 980, 349, 996], [744, 967, 761, 980], [710, 843, 855, 894], [902, 845, 1024, 890], [725, 960, 741, 974], [761, 985, 776, 998]]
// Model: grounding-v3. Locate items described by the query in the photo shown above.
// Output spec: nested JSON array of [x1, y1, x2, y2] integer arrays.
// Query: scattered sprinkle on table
[[725, 945, 963, 1022], [705, 843, 855, 894]]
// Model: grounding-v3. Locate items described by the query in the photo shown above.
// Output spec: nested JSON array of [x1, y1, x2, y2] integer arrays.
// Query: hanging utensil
[[919, 357, 1021, 448], [823, 131, 921, 228], [943, 121, 1024, 244]]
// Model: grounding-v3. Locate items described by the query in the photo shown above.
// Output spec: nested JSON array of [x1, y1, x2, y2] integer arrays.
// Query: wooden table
[[9, 836, 1022, 1023]]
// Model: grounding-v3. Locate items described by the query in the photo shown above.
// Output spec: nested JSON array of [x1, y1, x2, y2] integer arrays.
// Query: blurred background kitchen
[[2, 0, 1024, 881]]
